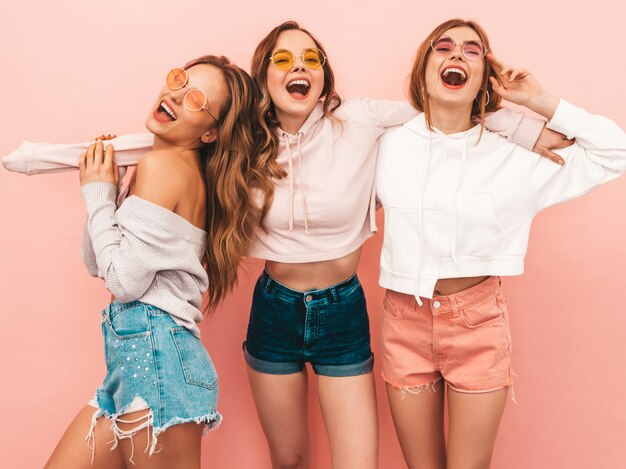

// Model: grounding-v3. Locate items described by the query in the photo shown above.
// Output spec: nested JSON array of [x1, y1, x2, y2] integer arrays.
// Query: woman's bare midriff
[[434, 276, 491, 296], [265, 247, 363, 292]]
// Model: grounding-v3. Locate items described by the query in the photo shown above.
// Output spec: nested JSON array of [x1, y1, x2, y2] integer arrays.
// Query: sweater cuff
[[512, 115, 545, 151], [546, 99, 586, 140], [81, 182, 118, 213]]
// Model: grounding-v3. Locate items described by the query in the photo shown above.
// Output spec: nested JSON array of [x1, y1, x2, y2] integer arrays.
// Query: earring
[[476, 89, 490, 105]]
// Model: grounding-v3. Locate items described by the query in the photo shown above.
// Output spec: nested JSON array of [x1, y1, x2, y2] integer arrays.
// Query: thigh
[[385, 380, 446, 469], [446, 386, 509, 469], [115, 409, 203, 469], [317, 372, 378, 469], [246, 366, 310, 468], [45, 405, 125, 469]]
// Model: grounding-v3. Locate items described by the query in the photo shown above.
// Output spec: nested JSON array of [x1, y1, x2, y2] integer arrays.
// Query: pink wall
[[1, 1, 624, 468]]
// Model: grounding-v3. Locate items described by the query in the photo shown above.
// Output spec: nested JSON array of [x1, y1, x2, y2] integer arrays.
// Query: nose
[[449, 43, 465, 61], [169, 87, 186, 104], [291, 54, 306, 71]]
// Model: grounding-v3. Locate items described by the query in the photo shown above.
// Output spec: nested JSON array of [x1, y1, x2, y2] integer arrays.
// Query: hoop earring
[[476, 89, 490, 105]]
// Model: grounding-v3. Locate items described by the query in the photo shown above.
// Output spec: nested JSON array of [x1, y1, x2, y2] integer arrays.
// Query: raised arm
[[489, 54, 626, 209], [80, 142, 192, 302]]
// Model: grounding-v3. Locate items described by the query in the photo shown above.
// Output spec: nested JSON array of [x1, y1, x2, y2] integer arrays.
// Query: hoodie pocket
[[456, 192, 504, 257]]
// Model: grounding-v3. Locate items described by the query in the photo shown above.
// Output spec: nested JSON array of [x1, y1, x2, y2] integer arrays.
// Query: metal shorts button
[[305, 295, 313, 302], [432, 300, 441, 309]]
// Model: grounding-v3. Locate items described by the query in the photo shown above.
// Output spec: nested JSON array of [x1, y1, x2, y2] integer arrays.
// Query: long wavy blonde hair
[[184, 55, 271, 313]]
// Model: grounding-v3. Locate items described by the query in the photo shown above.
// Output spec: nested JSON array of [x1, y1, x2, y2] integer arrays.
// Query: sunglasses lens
[[303, 49, 324, 69], [166, 68, 187, 89], [432, 36, 454, 53], [271, 50, 294, 70], [463, 41, 485, 60], [184, 89, 207, 112]]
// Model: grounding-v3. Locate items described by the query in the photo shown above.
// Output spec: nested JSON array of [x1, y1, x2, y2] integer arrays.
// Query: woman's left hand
[[487, 54, 543, 106], [79, 140, 119, 186], [487, 54, 559, 119]]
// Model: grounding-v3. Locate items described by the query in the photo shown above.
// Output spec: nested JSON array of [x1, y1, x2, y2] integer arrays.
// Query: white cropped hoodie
[[376, 100, 626, 301]]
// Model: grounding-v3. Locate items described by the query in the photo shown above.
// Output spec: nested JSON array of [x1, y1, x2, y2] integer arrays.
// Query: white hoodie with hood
[[376, 99, 626, 301]]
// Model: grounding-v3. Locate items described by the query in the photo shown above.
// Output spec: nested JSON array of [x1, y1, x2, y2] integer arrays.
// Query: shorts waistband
[[101, 300, 165, 321], [430, 276, 501, 312], [259, 268, 360, 305]]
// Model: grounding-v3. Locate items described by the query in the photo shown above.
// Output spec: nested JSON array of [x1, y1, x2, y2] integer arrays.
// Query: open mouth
[[156, 101, 177, 121], [286, 79, 310, 98], [440, 67, 468, 89]]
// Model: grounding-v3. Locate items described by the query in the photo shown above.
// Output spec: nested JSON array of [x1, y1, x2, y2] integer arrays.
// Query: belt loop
[[450, 296, 460, 317], [103, 304, 111, 323], [262, 271, 272, 292], [329, 286, 339, 303]]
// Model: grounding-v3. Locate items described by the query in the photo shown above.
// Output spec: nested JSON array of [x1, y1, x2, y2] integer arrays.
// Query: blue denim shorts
[[243, 270, 374, 377], [88, 301, 221, 456]]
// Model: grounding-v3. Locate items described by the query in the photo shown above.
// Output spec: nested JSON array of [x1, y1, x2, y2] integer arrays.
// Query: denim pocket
[[382, 294, 405, 320], [109, 304, 151, 339], [171, 327, 218, 390], [460, 294, 505, 328]]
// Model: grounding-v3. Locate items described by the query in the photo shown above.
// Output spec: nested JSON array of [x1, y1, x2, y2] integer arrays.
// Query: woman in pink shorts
[[376, 18, 626, 469]]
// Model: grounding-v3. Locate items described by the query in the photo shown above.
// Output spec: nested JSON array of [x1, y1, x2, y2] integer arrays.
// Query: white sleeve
[[531, 99, 626, 211], [2, 134, 153, 175]]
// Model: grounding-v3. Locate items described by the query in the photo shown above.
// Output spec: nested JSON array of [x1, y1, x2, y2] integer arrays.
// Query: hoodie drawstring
[[415, 132, 432, 307], [450, 133, 469, 271], [283, 132, 309, 234]]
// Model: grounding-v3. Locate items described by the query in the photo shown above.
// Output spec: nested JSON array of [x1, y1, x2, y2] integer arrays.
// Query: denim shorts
[[88, 301, 221, 456], [243, 269, 374, 377]]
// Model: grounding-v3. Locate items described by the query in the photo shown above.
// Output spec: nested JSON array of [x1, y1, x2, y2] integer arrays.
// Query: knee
[[271, 450, 308, 469]]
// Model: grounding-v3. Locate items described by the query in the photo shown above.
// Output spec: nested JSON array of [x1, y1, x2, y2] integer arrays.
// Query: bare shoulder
[[131, 150, 191, 210]]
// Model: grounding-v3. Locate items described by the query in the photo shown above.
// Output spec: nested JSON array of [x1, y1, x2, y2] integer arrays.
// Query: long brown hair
[[184, 56, 270, 313], [250, 21, 343, 214], [408, 19, 502, 134]]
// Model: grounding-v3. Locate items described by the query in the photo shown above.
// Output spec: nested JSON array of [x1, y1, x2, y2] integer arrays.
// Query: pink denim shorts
[[381, 276, 513, 393]]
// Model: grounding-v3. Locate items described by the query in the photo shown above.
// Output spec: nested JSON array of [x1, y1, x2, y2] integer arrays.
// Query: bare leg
[[385, 380, 446, 469], [317, 372, 378, 469], [45, 405, 125, 469], [115, 409, 204, 469], [446, 387, 508, 469], [247, 366, 310, 469]]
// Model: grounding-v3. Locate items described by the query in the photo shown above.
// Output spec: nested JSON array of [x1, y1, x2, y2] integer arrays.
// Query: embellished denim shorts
[[87, 301, 221, 457], [243, 269, 374, 377]]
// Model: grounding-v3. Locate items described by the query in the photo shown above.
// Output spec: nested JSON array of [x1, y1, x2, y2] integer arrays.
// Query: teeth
[[287, 79, 310, 88], [160, 102, 177, 120], [443, 67, 467, 80]]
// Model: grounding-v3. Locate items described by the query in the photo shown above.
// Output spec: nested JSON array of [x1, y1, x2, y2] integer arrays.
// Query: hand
[[533, 127, 574, 166], [92, 133, 117, 141], [488, 54, 559, 119], [487, 54, 543, 106], [79, 141, 119, 186]]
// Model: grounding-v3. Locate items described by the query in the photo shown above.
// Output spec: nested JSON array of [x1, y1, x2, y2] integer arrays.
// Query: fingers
[[79, 150, 87, 172], [538, 147, 565, 166], [556, 138, 575, 149], [93, 140, 104, 170], [103, 143, 114, 168], [489, 77, 507, 97], [487, 53, 504, 72], [509, 69, 529, 82], [85, 143, 96, 171]]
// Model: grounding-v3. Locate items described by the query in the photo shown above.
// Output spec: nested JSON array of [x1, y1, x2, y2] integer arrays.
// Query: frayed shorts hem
[[383, 372, 510, 395]]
